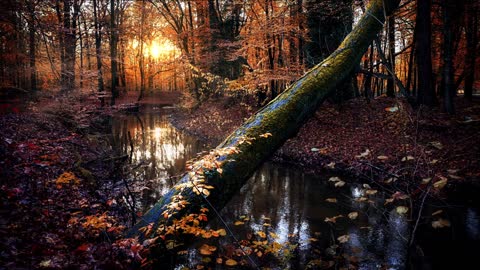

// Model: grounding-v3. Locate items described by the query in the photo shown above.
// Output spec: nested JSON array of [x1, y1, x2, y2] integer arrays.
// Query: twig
[[409, 186, 431, 246]]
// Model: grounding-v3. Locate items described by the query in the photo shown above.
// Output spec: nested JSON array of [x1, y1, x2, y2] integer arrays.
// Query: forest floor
[[0, 96, 140, 269], [172, 96, 480, 188]]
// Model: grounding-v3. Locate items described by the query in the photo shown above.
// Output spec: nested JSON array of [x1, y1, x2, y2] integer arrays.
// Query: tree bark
[[415, 0, 437, 106], [128, 0, 401, 262], [93, 0, 105, 106], [464, 0, 478, 100], [386, 15, 395, 97], [442, 0, 456, 114], [110, 0, 118, 105], [27, 0, 36, 92]]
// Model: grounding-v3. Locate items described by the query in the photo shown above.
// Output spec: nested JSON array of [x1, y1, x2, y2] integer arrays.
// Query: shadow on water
[[111, 107, 479, 269]]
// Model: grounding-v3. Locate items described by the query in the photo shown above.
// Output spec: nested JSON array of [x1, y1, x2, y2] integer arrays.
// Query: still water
[[111, 107, 479, 269]]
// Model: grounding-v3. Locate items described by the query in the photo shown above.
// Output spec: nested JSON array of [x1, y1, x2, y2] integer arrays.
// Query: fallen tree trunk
[[128, 0, 400, 262]]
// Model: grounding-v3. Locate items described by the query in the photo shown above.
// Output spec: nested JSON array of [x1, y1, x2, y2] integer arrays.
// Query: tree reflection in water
[[111, 110, 205, 211]]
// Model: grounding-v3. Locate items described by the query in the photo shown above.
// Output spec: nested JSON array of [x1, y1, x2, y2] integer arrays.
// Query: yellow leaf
[[202, 189, 210, 197], [259, 132, 272, 138], [335, 181, 346, 187], [401, 156, 415, 162], [396, 206, 409, 215], [337, 234, 350, 243], [262, 223, 271, 227], [348, 212, 358, 220], [308, 237, 319, 242], [324, 215, 343, 223], [216, 258, 223, 264], [384, 198, 394, 205], [422, 178, 432, 184], [365, 189, 378, 195], [216, 228, 227, 236], [234, 221, 244, 226], [433, 177, 448, 189], [329, 176, 341, 182], [325, 198, 337, 203], [256, 231, 267, 238], [225, 259, 238, 266]]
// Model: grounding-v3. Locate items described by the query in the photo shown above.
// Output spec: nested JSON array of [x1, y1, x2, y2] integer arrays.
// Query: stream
[[111, 106, 479, 270]]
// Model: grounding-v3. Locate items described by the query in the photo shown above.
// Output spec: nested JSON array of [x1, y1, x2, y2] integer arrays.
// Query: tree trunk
[[93, 0, 105, 106], [128, 0, 401, 263], [415, 0, 437, 106], [442, 0, 455, 114], [386, 15, 395, 97], [137, 0, 146, 102], [110, 0, 118, 105], [27, 0, 36, 92], [464, 0, 478, 100]]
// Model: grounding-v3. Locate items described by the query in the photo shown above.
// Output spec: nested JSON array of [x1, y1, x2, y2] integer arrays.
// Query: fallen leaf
[[216, 228, 227, 236], [365, 189, 378, 195], [216, 258, 223, 264], [335, 181, 346, 187], [199, 244, 216, 256], [348, 212, 358, 220], [384, 198, 394, 205], [337, 234, 350, 243], [325, 215, 344, 223], [385, 106, 399, 112], [234, 221, 244, 226], [432, 218, 451, 229], [377, 155, 388, 160], [326, 162, 336, 169], [256, 231, 267, 238], [421, 178, 432, 184], [355, 149, 370, 158], [396, 206, 409, 215], [39, 260, 52, 268], [433, 177, 448, 189], [225, 259, 238, 266], [401, 156, 415, 162], [329, 176, 341, 182], [325, 198, 337, 203], [432, 210, 443, 216], [429, 141, 443, 150]]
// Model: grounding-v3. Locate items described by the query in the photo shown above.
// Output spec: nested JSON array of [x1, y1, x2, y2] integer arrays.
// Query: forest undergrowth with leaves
[[173, 95, 480, 191]]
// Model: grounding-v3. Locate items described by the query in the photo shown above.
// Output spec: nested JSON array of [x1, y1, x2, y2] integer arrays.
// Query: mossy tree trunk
[[128, 0, 400, 261]]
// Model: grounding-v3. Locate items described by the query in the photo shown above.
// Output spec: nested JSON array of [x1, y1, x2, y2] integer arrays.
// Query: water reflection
[[111, 109, 205, 210], [110, 110, 478, 269], [203, 164, 409, 269]]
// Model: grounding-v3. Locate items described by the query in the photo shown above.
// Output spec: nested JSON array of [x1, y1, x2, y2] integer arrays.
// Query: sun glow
[[149, 39, 178, 60]]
